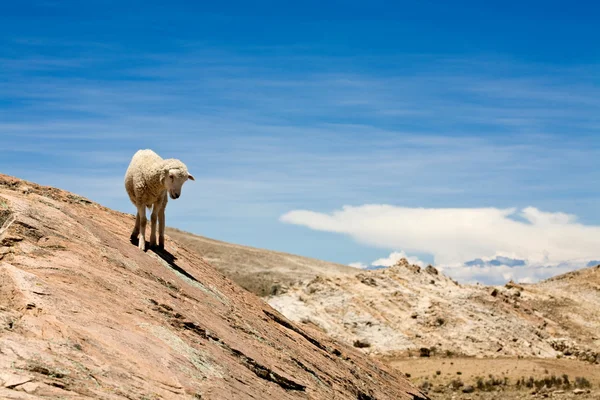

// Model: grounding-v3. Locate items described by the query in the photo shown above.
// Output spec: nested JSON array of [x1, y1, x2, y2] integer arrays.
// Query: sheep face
[[165, 169, 195, 199]]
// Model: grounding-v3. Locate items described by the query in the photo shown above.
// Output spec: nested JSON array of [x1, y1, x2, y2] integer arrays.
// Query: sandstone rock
[[0, 373, 32, 389], [0, 174, 428, 400]]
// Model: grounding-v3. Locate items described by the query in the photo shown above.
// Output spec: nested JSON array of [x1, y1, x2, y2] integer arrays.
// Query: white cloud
[[371, 251, 425, 267], [348, 262, 368, 269], [280, 205, 600, 267]]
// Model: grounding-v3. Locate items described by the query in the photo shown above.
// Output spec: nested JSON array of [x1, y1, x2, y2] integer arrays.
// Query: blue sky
[[2, 1, 599, 283]]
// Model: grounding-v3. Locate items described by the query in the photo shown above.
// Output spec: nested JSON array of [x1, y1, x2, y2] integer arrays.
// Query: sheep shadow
[[129, 237, 201, 283], [150, 246, 201, 284]]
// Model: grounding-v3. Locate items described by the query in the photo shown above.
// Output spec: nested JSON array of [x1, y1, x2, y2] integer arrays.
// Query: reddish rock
[[0, 174, 428, 400]]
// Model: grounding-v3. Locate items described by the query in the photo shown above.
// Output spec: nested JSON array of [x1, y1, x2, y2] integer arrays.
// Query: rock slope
[[0, 174, 427, 400], [268, 259, 600, 362]]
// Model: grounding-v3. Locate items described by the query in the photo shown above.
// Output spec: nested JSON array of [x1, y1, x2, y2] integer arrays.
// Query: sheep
[[124, 149, 195, 251]]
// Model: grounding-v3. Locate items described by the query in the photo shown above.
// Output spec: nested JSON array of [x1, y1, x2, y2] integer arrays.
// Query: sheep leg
[[130, 211, 140, 243], [149, 204, 158, 248], [137, 205, 147, 251], [158, 205, 165, 250]]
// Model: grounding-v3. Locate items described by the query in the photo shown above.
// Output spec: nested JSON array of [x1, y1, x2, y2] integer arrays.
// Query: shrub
[[450, 379, 464, 390], [419, 380, 432, 392], [575, 377, 592, 389]]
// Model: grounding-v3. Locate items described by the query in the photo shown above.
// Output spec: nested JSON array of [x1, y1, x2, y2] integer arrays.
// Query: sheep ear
[[161, 169, 170, 184], [188, 174, 195, 181]]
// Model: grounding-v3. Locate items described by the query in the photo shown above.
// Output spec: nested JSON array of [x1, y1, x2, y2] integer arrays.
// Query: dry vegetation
[[390, 357, 599, 399]]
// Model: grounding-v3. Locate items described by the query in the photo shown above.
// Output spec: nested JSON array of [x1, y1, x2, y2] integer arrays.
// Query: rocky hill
[[0, 174, 427, 400], [267, 259, 600, 363], [166, 228, 357, 297]]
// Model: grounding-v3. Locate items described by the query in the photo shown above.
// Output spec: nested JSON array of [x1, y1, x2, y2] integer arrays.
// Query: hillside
[[0, 174, 427, 400], [531, 265, 600, 348], [163, 216, 600, 365], [166, 228, 359, 297], [165, 230, 600, 398], [267, 259, 600, 363]]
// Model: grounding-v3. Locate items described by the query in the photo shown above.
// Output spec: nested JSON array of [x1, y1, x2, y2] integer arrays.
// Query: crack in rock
[[230, 348, 306, 391], [174, 318, 305, 391], [263, 309, 342, 357]]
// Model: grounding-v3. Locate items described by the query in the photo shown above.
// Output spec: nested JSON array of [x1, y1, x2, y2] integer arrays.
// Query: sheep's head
[[164, 168, 195, 200]]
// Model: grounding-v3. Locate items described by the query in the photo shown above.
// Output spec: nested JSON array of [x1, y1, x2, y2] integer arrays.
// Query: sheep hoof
[[150, 243, 164, 251]]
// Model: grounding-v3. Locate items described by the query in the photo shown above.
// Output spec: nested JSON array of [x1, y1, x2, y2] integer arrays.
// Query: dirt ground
[[386, 357, 600, 399]]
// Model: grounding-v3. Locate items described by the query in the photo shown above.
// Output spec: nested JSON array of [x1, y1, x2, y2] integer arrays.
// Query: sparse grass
[[392, 357, 598, 397], [513, 374, 591, 391], [475, 375, 509, 391]]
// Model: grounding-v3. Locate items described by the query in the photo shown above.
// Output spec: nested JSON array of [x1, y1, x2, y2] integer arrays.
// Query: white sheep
[[124, 149, 195, 251]]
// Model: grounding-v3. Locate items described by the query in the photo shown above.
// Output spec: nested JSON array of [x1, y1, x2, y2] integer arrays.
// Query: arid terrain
[[2, 173, 599, 399], [267, 260, 600, 359], [389, 357, 599, 399], [0, 174, 427, 400], [265, 261, 600, 398], [167, 227, 600, 399]]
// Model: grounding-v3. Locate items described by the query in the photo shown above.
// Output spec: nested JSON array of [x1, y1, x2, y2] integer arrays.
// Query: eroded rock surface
[[269, 258, 600, 361], [0, 174, 427, 400]]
